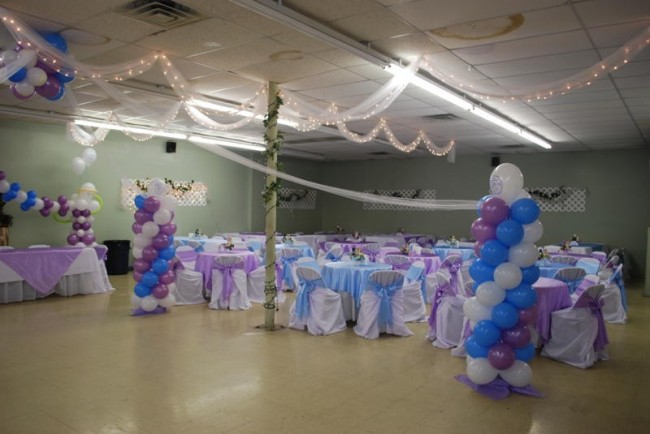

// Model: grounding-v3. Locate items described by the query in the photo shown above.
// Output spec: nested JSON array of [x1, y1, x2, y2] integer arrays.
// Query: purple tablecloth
[[337, 241, 372, 254], [532, 277, 572, 343], [194, 251, 259, 289]]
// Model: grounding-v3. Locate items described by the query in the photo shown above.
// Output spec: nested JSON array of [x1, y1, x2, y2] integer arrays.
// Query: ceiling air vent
[[118, 0, 208, 30], [498, 144, 527, 149], [422, 113, 460, 121], [369, 151, 390, 155]]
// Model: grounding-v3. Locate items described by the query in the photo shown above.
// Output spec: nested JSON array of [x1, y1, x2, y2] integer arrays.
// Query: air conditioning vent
[[422, 113, 460, 121], [118, 0, 208, 30], [369, 151, 390, 155]]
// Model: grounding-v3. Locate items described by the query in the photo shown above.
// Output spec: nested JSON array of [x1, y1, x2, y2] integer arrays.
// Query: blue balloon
[[47, 83, 65, 101], [167, 235, 174, 246], [496, 219, 524, 246], [2, 191, 16, 201], [476, 195, 491, 217], [510, 198, 540, 225], [472, 320, 502, 347], [480, 239, 509, 266], [141, 271, 159, 288], [506, 284, 537, 309], [465, 335, 490, 358], [521, 265, 540, 284], [27, 190, 37, 198], [492, 302, 519, 329], [55, 71, 75, 83], [159, 246, 175, 260], [10, 182, 21, 191], [515, 343, 535, 362], [469, 259, 495, 284], [20, 202, 31, 211], [8, 67, 27, 83], [134, 283, 152, 297], [152, 258, 169, 275], [43, 33, 68, 53], [134, 195, 146, 209]]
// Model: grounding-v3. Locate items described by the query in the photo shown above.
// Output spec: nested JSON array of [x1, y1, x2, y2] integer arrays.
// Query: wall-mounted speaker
[[166, 141, 177, 153], [491, 156, 500, 167]]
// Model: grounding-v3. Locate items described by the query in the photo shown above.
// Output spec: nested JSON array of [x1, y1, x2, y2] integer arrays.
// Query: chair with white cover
[[601, 264, 627, 324], [175, 245, 197, 270], [553, 267, 587, 294], [317, 244, 344, 267], [354, 270, 413, 339], [427, 270, 466, 349], [591, 251, 607, 262], [246, 264, 286, 305], [187, 239, 204, 252], [550, 255, 578, 265], [576, 257, 601, 275], [289, 267, 347, 336], [280, 248, 303, 291], [361, 242, 381, 262], [598, 255, 620, 279], [28, 244, 50, 248], [384, 254, 412, 273], [402, 261, 427, 322], [544, 245, 561, 253], [209, 255, 250, 310], [174, 268, 206, 305], [317, 241, 341, 262], [376, 246, 400, 263], [440, 254, 464, 295], [541, 284, 609, 369]]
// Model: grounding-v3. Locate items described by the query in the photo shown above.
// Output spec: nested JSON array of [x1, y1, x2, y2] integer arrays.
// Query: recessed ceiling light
[[269, 50, 304, 62]]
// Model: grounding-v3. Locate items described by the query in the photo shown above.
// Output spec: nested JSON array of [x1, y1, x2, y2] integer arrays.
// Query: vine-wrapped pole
[[263, 81, 282, 330]]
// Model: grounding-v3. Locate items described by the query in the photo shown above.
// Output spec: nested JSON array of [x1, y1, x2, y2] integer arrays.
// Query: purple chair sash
[[443, 261, 462, 295], [214, 261, 245, 304], [455, 375, 543, 400], [391, 261, 411, 271], [361, 247, 378, 262], [428, 280, 456, 332], [573, 294, 609, 352]]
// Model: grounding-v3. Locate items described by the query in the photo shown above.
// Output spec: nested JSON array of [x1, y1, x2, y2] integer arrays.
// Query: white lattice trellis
[[120, 178, 208, 209], [363, 189, 436, 211], [526, 187, 586, 212], [278, 188, 317, 210]]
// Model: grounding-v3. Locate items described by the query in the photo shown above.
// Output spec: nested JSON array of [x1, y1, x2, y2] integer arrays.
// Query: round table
[[532, 277, 572, 344], [384, 253, 442, 275], [322, 261, 392, 307]]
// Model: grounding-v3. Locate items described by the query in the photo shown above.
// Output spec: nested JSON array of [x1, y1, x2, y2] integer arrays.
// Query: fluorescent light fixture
[[74, 119, 187, 140], [188, 135, 265, 152]]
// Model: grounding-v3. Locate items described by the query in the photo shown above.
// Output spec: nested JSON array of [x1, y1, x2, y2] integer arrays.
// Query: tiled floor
[[1, 274, 649, 433]]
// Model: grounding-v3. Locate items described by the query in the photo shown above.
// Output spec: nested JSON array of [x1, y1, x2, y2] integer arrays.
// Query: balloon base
[[131, 306, 167, 316], [455, 375, 543, 400]]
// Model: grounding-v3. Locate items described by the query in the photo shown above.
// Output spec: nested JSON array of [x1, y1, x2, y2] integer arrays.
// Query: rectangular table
[[0, 246, 112, 303]]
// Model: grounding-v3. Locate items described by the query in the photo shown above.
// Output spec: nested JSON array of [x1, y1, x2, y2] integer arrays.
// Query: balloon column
[[463, 163, 543, 392], [65, 183, 103, 247], [131, 178, 177, 315], [0, 33, 74, 101]]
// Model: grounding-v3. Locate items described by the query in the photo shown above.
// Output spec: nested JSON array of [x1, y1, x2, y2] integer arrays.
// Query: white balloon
[[508, 242, 538, 268], [147, 178, 168, 197], [14, 81, 34, 97], [87, 228, 94, 234], [489, 163, 524, 204], [71, 193, 79, 200], [133, 234, 152, 249], [16, 190, 27, 203], [32, 198, 44, 211], [77, 216, 86, 224], [76, 199, 88, 211], [132, 247, 143, 259], [17, 48, 37, 68], [463, 297, 493, 322], [26, 67, 46, 86], [160, 195, 177, 212], [499, 361, 532, 387], [77, 229, 85, 237], [141, 221, 160, 238], [75, 242, 85, 247], [522, 220, 543, 243], [68, 200, 76, 209], [467, 357, 499, 385], [51, 202, 60, 213], [87, 215, 95, 223], [141, 295, 159, 311], [131, 295, 143, 308], [475, 281, 506, 306], [0, 180, 9, 193], [158, 293, 176, 308], [82, 148, 97, 165], [494, 262, 522, 290], [88, 200, 100, 212], [514, 189, 532, 201], [0, 50, 17, 66], [153, 209, 172, 225], [72, 157, 86, 175]]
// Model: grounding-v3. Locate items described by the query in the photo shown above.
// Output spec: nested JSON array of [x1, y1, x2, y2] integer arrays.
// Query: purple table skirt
[[194, 251, 259, 289], [532, 277, 572, 343]]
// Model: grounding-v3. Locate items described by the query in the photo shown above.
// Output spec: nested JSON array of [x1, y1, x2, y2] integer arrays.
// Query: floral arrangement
[[571, 234, 580, 242], [193, 228, 204, 237], [282, 234, 294, 244], [448, 235, 459, 247], [538, 247, 549, 260], [560, 240, 571, 252], [350, 247, 365, 262], [351, 231, 364, 241], [397, 227, 405, 234], [223, 237, 235, 251], [400, 244, 410, 255], [335, 225, 344, 233]]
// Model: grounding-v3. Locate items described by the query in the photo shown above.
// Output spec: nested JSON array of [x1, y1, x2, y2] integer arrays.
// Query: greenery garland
[[135, 177, 196, 194], [261, 94, 284, 207], [370, 188, 422, 199]]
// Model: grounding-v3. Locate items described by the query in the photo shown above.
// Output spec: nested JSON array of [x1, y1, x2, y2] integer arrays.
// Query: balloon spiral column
[[131, 179, 178, 314], [464, 163, 542, 389]]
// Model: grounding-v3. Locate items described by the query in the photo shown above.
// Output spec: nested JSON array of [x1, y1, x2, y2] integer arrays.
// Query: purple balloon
[[0, 170, 5, 181], [471, 218, 496, 242], [519, 307, 538, 325], [152, 284, 169, 299], [10, 84, 34, 100], [58, 204, 69, 216], [488, 343, 516, 370], [134, 209, 153, 225], [42, 197, 53, 209], [81, 222, 91, 231], [82, 209, 91, 217], [480, 197, 510, 225], [36, 60, 56, 75], [132, 271, 143, 282], [142, 246, 159, 262], [143, 196, 161, 213], [72, 222, 81, 230], [67, 234, 79, 245], [57, 195, 67, 204], [39, 208, 50, 217], [159, 223, 177, 236], [159, 270, 176, 285], [501, 322, 532, 349], [133, 258, 151, 273], [132, 222, 143, 234], [152, 234, 169, 250], [81, 234, 95, 245], [73, 209, 82, 217], [35, 76, 62, 99]]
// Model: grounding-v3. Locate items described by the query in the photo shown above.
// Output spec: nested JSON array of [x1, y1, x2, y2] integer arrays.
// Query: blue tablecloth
[[322, 262, 392, 307], [275, 242, 314, 258], [432, 247, 475, 261], [537, 261, 572, 278]]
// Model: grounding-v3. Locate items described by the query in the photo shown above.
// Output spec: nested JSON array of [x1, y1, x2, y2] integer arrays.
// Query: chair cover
[[209, 256, 250, 310], [441, 255, 464, 296], [576, 257, 600, 275], [175, 245, 197, 270], [601, 264, 627, 324], [317, 245, 343, 266], [280, 248, 303, 291], [361, 243, 381, 262], [402, 262, 426, 322], [550, 255, 578, 265], [247, 265, 285, 305], [289, 267, 347, 336], [384, 254, 411, 272], [544, 245, 561, 253], [246, 240, 263, 253], [591, 251, 607, 262], [427, 271, 466, 349], [376, 247, 400, 263], [354, 271, 413, 339], [553, 267, 587, 294], [174, 269, 206, 305], [187, 240, 204, 252], [541, 285, 608, 369]]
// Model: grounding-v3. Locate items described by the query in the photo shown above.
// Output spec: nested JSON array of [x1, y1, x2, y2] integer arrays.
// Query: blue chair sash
[[325, 251, 342, 262], [612, 273, 627, 312], [281, 255, 300, 288], [368, 280, 403, 327], [294, 276, 326, 319]]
